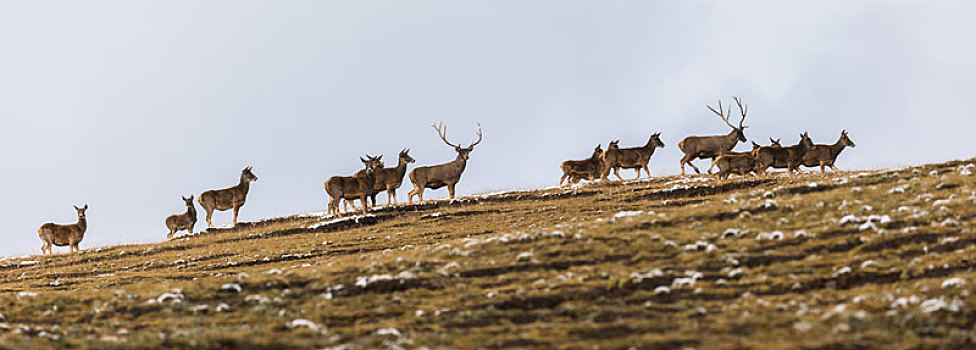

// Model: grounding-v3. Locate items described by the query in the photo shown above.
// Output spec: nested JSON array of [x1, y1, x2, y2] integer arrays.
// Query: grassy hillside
[[2, 159, 975, 349]]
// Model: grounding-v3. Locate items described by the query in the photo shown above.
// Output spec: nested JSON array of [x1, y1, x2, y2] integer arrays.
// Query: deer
[[600, 132, 665, 181], [713, 153, 759, 181], [165, 195, 197, 240], [345, 149, 417, 209], [801, 130, 856, 175], [325, 155, 383, 217], [559, 144, 604, 185], [678, 96, 749, 176], [198, 167, 258, 229], [407, 123, 483, 204], [707, 139, 780, 173], [38, 205, 88, 254], [754, 132, 814, 178]]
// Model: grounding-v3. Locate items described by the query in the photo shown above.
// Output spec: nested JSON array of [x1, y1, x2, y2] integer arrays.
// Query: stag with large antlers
[[801, 130, 856, 175], [408, 123, 482, 203], [600, 132, 665, 181], [754, 132, 814, 178], [678, 97, 749, 176], [325, 155, 383, 217], [38, 205, 88, 254], [199, 167, 258, 228], [559, 144, 604, 185]]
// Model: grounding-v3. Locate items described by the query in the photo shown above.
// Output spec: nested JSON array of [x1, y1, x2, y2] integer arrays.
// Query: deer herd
[[38, 97, 856, 254]]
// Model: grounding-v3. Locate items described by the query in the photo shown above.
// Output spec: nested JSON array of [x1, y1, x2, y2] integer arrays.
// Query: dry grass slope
[[2, 158, 975, 349]]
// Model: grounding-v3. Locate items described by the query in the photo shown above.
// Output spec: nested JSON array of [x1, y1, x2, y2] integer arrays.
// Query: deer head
[[241, 167, 258, 183], [648, 132, 665, 149], [708, 96, 748, 142], [360, 155, 383, 174], [800, 132, 814, 148], [433, 123, 483, 160], [73, 204, 88, 219], [769, 138, 782, 147], [398, 148, 416, 165], [840, 130, 856, 148], [591, 144, 604, 158], [182, 195, 194, 206]]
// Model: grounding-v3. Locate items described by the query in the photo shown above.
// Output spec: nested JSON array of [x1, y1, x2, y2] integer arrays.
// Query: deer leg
[[232, 206, 240, 226], [559, 174, 568, 186], [613, 167, 624, 181], [360, 193, 369, 216], [633, 168, 641, 180], [167, 229, 175, 240], [830, 165, 840, 172], [448, 183, 456, 200], [205, 209, 214, 228], [686, 161, 702, 175], [643, 165, 651, 179]]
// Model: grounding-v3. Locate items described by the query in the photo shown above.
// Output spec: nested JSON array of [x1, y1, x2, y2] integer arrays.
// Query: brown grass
[[1, 159, 975, 349]]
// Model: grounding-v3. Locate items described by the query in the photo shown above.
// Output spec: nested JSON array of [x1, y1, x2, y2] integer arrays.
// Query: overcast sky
[[1, 1, 973, 258]]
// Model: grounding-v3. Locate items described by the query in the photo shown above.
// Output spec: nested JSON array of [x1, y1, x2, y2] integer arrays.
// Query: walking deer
[[199, 167, 258, 228], [325, 155, 383, 216], [713, 153, 758, 180], [600, 132, 665, 181], [678, 97, 749, 176], [801, 130, 856, 175], [165, 195, 197, 240], [38, 205, 88, 254], [707, 139, 779, 173], [559, 144, 604, 185], [754, 132, 814, 178], [408, 123, 483, 203]]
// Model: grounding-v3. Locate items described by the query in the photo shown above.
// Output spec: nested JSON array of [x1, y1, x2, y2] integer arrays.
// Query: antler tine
[[469, 122, 483, 147], [707, 100, 736, 128], [431, 122, 459, 148], [733, 96, 747, 127]]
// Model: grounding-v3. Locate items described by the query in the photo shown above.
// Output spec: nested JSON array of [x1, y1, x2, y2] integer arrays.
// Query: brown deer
[[678, 96, 749, 176], [325, 155, 383, 216], [713, 153, 759, 180], [345, 149, 417, 208], [198, 167, 258, 228], [165, 195, 197, 240], [801, 130, 856, 175], [600, 132, 665, 181], [754, 132, 814, 178], [707, 139, 779, 173], [559, 144, 604, 185], [38, 205, 88, 254], [407, 123, 483, 204]]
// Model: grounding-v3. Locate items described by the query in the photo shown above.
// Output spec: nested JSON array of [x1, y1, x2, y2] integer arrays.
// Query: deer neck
[[394, 159, 409, 176], [77, 216, 87, 233], [453, 155, 468, 172], [829, 138, 848, 157], [187, 204, 197, 216], [723, 129, 742, 149], [237, 178, 251, 196]]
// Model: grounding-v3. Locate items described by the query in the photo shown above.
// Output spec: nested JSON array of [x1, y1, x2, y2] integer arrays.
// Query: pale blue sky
[[1, 1, 973, 257]]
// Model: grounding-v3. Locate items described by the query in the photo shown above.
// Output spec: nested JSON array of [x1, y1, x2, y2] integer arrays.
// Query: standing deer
[[678, 97, 749, 176], [38, 205, 88, 254], [407, 123, 483, 204], [325, 155, 383, 216], [371, 149, 415, 206], [801, 130, 856, 175], [713, 153, 759, 180], [559, 144, 604, 185], [707, 139, 779, 173], [754, 132, 814, 178], [165, 195, 197, 240], [600, 132, 665, 181], [199, 167, 258, 228]]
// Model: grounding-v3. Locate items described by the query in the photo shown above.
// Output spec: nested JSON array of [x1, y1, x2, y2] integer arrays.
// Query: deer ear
[[74, 205, 80, 210], [360, 157, 368, 163], [83, 204, 88, 210]]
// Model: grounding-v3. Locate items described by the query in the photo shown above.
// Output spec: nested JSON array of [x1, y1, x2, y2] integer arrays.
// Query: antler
[[707, 100, 735, 129], [733, 96, 747, 128], [469, 123, 483, 148], [432, 123, 459, 148]]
